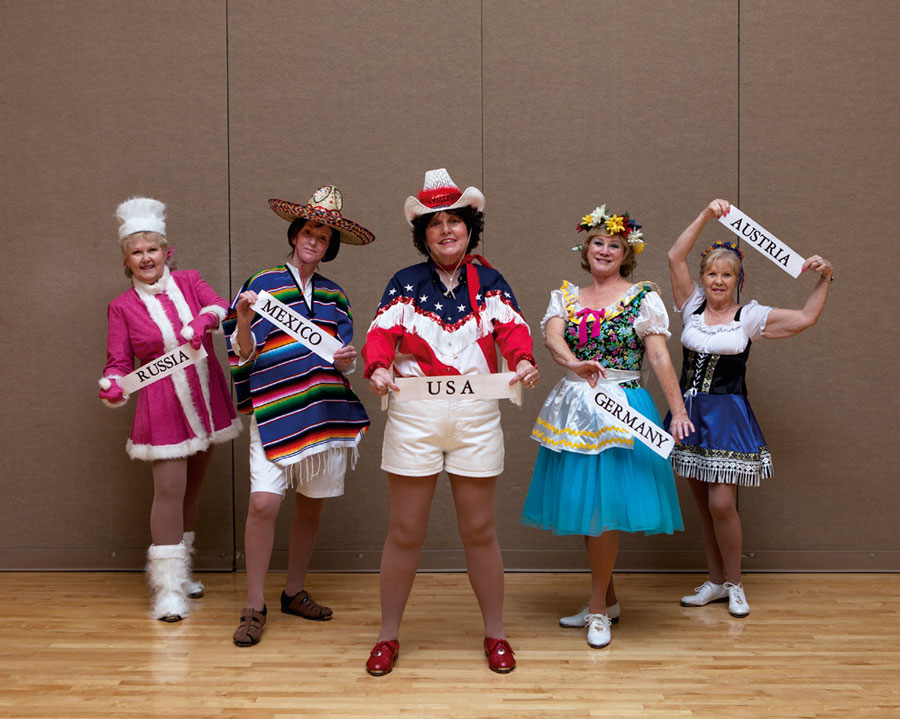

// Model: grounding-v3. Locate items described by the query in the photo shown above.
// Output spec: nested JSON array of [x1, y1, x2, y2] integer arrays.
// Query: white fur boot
[[146, 543, 190, 621], [182, 531, 205, 598]]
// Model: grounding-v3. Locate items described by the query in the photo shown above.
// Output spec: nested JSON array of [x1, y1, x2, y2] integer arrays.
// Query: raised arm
[[761, 255, 834, 339], [668, 199, 731, 309]]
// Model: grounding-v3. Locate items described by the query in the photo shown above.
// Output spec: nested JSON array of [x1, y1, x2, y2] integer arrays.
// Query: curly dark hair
[[580, 232, 637, 277], [287, 217, 341, 262], [410, 206, 484, 257]]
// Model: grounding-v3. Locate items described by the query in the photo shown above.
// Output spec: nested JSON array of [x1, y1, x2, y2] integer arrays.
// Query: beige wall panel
[[483, 0, 739, 567], [226, 0, 484, 568], [736, 1, 899, 563], [0, 1, 233, 568]]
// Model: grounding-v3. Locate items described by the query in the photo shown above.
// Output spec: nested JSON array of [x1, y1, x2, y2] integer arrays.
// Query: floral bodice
[[544, 281, 669, 389]]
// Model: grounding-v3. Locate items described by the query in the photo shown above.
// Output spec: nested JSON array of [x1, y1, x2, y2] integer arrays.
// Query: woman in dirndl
[[521, 205, 694, 649], [666, 199, 834, 618]]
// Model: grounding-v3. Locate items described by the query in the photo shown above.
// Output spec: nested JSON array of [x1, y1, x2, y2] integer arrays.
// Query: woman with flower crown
[[521, 205, 693, 649], [666, 199, 834, 619]]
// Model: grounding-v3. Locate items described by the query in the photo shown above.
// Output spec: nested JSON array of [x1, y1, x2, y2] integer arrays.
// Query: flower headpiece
[[701, 241, 745, 291], [575, 205, 644, 254]]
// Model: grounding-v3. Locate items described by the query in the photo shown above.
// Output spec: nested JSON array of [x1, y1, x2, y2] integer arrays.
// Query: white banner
[[251, 290, 343, 363], [118, 343, 208, 394], [389, 372, 523, 404], [718, 206, 804, 278], [591, 387, 675, 459]]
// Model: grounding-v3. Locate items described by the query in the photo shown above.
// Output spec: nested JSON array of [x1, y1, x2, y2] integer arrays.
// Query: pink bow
[[575, 307, 606, 346]]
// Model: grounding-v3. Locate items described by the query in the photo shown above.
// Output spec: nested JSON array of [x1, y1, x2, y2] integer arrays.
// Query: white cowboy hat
[[403, 168, 485, 226]]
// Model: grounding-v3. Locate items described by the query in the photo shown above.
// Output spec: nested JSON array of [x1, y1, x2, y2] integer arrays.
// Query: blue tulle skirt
[[521, 388, 684, 536]]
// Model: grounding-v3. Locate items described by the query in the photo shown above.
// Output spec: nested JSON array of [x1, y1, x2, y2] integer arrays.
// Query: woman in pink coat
[[98, 198, 241, 621]]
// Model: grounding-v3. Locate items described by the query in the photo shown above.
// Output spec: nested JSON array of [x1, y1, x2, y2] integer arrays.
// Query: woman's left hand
[[802, 255, 834, 280], [333, 344, 357, 373], [183, 312, 219, 349], [668, 411, 695, 442], [513, 359, 540, 389]]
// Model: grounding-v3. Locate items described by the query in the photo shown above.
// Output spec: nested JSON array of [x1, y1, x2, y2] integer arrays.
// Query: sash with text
[[591, 386, 675, 459], [251, 290, 343, 363], [718, 207, 804, 278], [388, 372, 523, 405], [118, 343, 207, 394]]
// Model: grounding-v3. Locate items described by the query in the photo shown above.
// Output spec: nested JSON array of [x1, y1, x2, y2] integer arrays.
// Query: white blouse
[[677, 283, 772, 355], [541, 281, 671, 339]]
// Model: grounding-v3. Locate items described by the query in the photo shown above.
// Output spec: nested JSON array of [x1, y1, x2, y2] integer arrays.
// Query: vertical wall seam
[[480, 0, 486, 254], [224, 0, 237, 573], [736, 0, 742, 512]]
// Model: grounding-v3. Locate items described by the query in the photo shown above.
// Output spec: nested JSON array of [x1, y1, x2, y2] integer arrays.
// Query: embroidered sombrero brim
[[403, 186, 485, 226], [268, 198, 375, 245]]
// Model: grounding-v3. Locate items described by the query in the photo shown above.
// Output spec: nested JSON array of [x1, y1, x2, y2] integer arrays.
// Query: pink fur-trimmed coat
[[102, 267, 241, 461]]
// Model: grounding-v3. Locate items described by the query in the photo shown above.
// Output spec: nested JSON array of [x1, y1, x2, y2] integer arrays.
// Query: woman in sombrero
[[362, 169, 540, 675], [226, 186, 373, 647]]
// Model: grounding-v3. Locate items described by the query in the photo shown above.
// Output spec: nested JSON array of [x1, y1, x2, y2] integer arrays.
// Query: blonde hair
[[580, 231, 637, 277], [699, 247, 741, 277], [121, 231, 174, 278]]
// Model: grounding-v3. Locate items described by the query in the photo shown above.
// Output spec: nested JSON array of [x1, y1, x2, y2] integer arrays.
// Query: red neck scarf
[[435, 254, 493, 320]]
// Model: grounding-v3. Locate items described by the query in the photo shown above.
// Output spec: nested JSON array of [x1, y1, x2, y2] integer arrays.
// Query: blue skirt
[[664, 392, 772, 487], [521, 388, 684, 536]]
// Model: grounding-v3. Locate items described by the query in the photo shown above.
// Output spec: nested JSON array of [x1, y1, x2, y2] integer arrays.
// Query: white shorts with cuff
[[381, 397, 504, 478], [248, 415, 346, 498]]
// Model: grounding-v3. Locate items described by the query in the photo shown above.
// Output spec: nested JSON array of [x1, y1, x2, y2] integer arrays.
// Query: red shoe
[[484, 637, 516, 673], [366, 640, 399, 676]]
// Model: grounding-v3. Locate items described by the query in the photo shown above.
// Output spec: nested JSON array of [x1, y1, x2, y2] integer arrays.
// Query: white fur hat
[[116, 197, 167, 240]]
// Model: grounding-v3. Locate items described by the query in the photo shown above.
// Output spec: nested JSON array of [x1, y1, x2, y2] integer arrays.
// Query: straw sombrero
[[268, 185, 374, 246]]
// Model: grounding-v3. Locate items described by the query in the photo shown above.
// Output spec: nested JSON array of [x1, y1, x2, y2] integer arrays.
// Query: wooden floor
[[2, 572, 898, 719]]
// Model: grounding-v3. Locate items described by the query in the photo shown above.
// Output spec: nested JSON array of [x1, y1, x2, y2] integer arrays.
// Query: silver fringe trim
[[671, 449, 773, 488]]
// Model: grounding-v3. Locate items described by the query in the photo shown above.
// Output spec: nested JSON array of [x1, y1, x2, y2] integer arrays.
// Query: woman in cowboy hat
[[362, 169, 539, 675], [520, 204, 693, 650], [98, 197, 241, 622], [226, 186, 373, 647], [666, 199, 833, 618]]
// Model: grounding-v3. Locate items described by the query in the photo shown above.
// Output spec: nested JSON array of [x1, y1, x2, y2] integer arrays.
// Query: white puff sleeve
[[675, 283, 705, 317], [740, 299, 773, 341], [634, 291, 671, 338], [540, 288, 569, 338]]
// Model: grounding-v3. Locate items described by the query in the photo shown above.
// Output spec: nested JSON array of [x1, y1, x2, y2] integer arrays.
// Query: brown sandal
[[233, 606, 267, 647], [280, 589, 333, 621]]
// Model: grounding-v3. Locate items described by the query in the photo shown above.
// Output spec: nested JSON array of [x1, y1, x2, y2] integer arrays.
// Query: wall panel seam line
[[225, 0, 237, 572], [480, 0, 485, 255]]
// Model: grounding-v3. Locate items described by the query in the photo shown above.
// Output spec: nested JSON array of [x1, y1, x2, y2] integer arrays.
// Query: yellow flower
[[581, 214, 594, 226], [605, 215, 625, 234], [633, 241, 645, 255]]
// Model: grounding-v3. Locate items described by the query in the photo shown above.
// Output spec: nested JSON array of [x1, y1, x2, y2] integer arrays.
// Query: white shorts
[[381, 397, 504, 477], [248, 416, 345, 498]]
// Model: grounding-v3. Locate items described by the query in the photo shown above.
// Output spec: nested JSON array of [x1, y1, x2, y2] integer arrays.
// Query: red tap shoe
[[366, 640, 399, 676], [484, 637, 516, 673]]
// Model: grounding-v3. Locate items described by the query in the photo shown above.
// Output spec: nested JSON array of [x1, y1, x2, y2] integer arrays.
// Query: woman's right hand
[[568, 359, 607, 388], [98, 377, 125, 403], [702, 198, 731, 221], [368, 367, 400, 396], [236, 291, 258, 324]]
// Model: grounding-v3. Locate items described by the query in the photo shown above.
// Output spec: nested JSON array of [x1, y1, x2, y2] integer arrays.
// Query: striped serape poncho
[[224, 266, 369, 465]]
